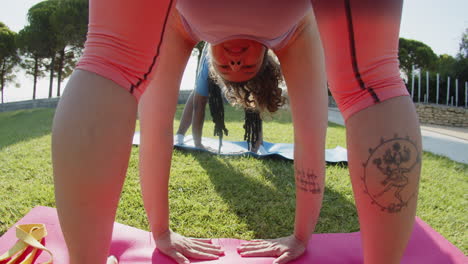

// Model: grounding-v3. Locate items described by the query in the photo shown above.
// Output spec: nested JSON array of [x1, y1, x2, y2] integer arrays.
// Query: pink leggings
[[77, 0, 408, 119], [76, 0, 174, 100], [312, 0, 408, 119]]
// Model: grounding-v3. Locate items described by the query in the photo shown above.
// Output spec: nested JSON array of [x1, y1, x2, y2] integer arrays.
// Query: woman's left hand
[[237, 235, 307, 264]]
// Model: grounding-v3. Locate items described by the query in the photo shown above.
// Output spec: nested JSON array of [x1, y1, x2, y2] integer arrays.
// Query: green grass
[[0, 106, 466, 254]]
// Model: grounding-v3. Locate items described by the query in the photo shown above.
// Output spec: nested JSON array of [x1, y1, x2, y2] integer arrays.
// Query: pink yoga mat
[[0, 206, 465, 263]]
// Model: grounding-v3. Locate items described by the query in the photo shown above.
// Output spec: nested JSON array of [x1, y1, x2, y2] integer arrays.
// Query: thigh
[[312, 0, 408, 120], [77, 0, 174, 100]]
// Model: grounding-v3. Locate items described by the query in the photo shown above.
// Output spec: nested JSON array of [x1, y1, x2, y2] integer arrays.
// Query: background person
[[176, 44, 265, 153]]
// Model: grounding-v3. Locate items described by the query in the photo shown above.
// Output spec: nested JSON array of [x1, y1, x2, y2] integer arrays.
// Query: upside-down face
[[210, 39, 266, 82]]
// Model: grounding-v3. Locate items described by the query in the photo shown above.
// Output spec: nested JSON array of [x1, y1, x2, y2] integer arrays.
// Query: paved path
[[328, 108, 468, 164]]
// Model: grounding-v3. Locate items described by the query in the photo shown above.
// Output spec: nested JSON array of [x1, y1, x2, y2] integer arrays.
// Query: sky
[[1, 0, 467, 103]]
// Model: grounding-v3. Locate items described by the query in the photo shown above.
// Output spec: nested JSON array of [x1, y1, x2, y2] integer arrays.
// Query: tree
[[399, 32, 468, 106], [17, 25, 47, 100], [422, 28, 468, 107], [0, 22, 19, 104], [27, 0, 60, 98], [454, 28, 468, 85], [50, 0, 88, 96], [459, 28, 468, 59], [436, 54, 457, 77], [53, 48, 80, 96], [399, 38, 438, 79]]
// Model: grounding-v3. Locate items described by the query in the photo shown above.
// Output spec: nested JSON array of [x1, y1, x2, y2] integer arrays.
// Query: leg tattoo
[[362, 135, 421, 213]]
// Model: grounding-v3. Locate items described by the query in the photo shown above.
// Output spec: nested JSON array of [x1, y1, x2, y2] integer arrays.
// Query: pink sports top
[[176, 0, 312, 50]]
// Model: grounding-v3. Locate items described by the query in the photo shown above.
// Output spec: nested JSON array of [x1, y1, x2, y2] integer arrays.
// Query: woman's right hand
[[155, 229, 224, 264]]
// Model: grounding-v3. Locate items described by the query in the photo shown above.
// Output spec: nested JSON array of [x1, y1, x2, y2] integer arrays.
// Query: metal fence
[[409, 66, 467, 108]]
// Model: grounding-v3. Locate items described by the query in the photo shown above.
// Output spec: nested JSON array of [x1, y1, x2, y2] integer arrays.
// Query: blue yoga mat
[[132, 132, 348, 163]]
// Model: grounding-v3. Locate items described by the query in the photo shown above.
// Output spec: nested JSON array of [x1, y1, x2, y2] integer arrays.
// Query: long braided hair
[[207, 77, 228, 152], [207, 80, 262, 152], [243, 109, 262, 151]]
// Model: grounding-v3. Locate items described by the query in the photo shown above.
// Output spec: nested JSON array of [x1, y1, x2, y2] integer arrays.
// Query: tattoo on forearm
[[362, 134, 421, 213], [295, 167, 322, 194]]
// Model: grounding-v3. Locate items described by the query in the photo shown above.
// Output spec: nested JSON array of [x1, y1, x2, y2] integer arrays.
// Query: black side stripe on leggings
[[130, 0, 174, 94], [344, 0, 380, 103]]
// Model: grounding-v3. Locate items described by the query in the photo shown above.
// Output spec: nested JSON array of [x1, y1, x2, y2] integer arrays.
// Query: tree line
[[399, 31, 468, 107], [0, 0, 87, 103], [1, 0, 467, 107]]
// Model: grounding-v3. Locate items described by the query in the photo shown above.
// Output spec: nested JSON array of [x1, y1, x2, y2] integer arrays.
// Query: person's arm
[[238, 11, 327, 264], [139, 8, 223, 264], [278, 12, 328, 247], [191, 93, 208, 148]]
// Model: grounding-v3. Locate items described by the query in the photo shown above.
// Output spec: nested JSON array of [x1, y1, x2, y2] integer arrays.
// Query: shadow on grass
[[256, 159, 359, 233], [191, 153, 359, 238], [0, 108, 55, 150]]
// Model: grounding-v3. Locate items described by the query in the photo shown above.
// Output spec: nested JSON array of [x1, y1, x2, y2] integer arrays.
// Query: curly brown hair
[[208, 49, 286, 113]]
